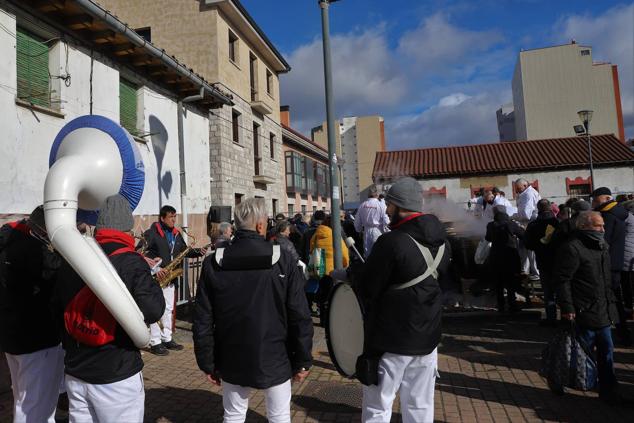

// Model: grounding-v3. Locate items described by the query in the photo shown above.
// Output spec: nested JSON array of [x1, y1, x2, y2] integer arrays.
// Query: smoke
[[423, 197, 487, 238]]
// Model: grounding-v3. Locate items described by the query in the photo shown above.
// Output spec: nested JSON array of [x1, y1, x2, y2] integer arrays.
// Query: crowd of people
[[2, 176, 633, 422]]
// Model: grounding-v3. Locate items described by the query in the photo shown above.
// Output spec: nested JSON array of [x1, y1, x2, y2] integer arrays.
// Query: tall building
[[98, 0, 290, 216], [509, 42, 624, 142], [311, 116, 385, 207], [496, 103, 516, 142]]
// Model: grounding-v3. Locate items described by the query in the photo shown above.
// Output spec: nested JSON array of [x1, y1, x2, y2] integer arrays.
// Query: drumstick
[[345, 237, 365, 263]]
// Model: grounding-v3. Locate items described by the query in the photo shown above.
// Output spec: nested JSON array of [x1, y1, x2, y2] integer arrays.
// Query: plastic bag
[[308, 248, 326, 279], [474, 239, 491, 265]]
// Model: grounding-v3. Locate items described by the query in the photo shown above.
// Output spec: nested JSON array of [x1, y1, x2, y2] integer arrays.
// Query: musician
[[356, 177, 451, 423], [193, 198, 313, 422], [141, 205, 206, 356], [0, 206, 64, 423], [55, 195, 165, 422]]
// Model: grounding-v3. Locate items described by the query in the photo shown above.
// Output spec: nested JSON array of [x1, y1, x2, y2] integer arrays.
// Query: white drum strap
[[391, 235, 445, 290], [215, 245, 281, 267]]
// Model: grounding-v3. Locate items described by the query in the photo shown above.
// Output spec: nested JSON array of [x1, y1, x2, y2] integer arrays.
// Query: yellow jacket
[[310, 224, 349, 275]]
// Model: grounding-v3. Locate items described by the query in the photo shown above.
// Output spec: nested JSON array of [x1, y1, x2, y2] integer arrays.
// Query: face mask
[[582, 230, 604, 242]]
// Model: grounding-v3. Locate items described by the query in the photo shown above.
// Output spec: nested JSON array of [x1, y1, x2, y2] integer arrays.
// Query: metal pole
[[586, 120, 595, 191], [319, 0, 343, 270]]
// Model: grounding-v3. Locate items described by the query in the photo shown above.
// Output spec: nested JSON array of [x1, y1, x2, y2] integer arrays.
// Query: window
[[580, 49, 590, 56], [232, 109, 241, 143], [269, 132, 275, 159], [253, 122, 260, 175], [566, 177, 592, 198], [249, 53, 257, 101], [304, 158, 316, 196], [119, 78, 138, 135], [136, 27, 151, 42], [16, 29, 51, 108], [272, 199, 278, 216], [312, 206, 317, 213], [285, 151, 305, 193], [301, 204, 306, 214], [288, 204, 294, 215], [266, 69, 273, 95], [228, 30, 238, 62], [234, 193, 243, 206]]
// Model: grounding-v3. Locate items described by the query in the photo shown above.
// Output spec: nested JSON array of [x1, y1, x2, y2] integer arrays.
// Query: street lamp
[[577, 109, 595, 191]]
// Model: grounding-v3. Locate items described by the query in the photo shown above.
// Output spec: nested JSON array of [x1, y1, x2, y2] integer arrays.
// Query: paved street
[[2, 309, 633, 422]]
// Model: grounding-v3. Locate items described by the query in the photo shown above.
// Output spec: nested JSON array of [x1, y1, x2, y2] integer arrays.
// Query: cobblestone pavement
[[2, 310, 633, 422]]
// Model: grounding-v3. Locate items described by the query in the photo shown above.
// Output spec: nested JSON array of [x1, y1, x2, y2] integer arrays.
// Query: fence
[[176, 255, 204, 305]]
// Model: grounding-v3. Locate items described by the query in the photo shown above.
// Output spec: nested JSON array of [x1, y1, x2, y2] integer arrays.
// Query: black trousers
[[621, 271, 633, 311]]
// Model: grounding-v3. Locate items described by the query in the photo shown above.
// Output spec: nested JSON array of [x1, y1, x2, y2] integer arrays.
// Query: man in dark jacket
[[592, 187, 631, 345], [0, 206, 64, 422], [525, 199, 560, 325], [193, 198, 313, 422], [356, 177, 451, 423], [56, 195, 165, 422], [274, 220, 301, 265], [486, 206, 525, 313], [140, 204, 206, 355], [553, 211, 623, 404]]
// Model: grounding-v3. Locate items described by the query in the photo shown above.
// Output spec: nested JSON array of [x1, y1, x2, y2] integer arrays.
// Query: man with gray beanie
[[55, 194, 165, 422], [355, 177, 451, 423], [354, 185, 390, 257]]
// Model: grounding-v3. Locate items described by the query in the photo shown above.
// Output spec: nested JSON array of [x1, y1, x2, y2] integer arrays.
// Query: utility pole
[[319, 0, 343, 270]]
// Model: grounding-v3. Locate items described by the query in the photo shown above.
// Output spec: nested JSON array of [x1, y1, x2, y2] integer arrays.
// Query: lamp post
[[577, 110, 595, 191], [319, 0, 343, 270]]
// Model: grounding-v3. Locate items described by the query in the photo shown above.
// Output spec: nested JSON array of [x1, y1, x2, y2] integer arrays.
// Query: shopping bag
[[474, 239, 491, 265]]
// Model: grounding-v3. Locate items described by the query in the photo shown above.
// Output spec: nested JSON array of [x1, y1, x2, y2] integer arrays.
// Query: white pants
[[65, 372, 144, 423], [363, 227, 383, 257], [150, 283, 175, 346], [222, 379, 291, 423], [362, 349, 438, 423], [5, 344, 64, 423], [519, 243, 539, 277]]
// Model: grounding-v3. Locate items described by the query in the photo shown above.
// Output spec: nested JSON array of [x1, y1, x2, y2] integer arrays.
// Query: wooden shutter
[[119, 79, 138, 135], [16, 29, 50, 108]]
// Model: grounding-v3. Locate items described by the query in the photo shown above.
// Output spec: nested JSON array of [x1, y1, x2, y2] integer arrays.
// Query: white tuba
[[44, 115, 149, 348]]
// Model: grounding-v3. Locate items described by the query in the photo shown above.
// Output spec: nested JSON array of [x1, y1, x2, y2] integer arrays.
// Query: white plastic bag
[[474, 239, 491, 265]]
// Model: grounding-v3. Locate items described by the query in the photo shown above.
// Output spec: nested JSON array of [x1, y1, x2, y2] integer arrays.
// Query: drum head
[[325, 282, 364, 378]]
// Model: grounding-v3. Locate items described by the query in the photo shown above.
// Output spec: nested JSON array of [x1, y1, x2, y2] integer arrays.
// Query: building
[[373, 134, 634, 206], [508, 42, 624, 142], [98, 0, 291, 216], [312, 115, 385, 208], [496, 103, 516, 142], [280, 106, 330, 216]]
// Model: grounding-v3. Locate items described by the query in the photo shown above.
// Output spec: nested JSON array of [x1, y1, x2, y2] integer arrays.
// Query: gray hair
[[368, 185, 379, 198], [218, 221, 232, 235], [515, 178, 529, 187], [234, 198, 267, 230], [576, 211, 601, 229]]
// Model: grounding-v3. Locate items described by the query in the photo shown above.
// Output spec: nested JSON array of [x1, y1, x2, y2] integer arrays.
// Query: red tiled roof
[[373, 134, 634, 180]]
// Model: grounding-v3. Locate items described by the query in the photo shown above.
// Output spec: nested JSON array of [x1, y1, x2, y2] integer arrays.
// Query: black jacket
[[275, 235, 300, 265], [553, 232, 618, 329], [55, 231, 165, 384], [140, 221, 201, 267], [485, 212, 524, 273], [193, 230, 313, 389], [300, 224, 319, 262], [356, 214, 451, 356], [0, 221, 61, 355], [595, 201, 628, 272], [524, 211, 559, 275]]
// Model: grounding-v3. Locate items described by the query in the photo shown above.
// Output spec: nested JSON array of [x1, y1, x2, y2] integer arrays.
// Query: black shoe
[[162, 340, 184, 351], [150, 344, 169, 356]]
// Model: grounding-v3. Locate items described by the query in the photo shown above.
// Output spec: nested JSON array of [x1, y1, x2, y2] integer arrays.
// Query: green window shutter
[[16, 29, 50, 108], [119, 79, 138, 135]]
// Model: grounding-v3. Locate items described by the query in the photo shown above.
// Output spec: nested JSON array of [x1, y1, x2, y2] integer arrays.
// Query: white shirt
[[354, 198, 390, 233], [493, 195, 517, 216], [515, 185, 541, 223]]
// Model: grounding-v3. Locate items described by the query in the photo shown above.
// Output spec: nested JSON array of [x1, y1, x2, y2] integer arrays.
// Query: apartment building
[[98, 0, 290, 216], [312, 115, 385, 208], [503, 42, 625, 142], [280, 106, 330, 216]]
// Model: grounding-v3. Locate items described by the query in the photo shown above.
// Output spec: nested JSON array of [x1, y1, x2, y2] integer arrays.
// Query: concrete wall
[[513, 43, 621, 141]]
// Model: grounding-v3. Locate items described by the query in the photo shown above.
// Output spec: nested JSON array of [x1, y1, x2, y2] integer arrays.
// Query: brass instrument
[[154, 228, 210, 289]]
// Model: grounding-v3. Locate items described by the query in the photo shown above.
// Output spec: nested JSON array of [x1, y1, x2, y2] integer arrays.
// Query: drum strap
[[215, 245, 281, 267], [391, 235, 445, 290]]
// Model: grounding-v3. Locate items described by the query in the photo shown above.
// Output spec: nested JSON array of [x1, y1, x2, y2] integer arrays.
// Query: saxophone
[[154, 228, 209, 288]]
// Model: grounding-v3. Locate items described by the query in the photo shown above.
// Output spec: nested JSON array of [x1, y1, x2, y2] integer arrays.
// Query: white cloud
[[438, 93, 471, 107], [555, 3, 634, 138]]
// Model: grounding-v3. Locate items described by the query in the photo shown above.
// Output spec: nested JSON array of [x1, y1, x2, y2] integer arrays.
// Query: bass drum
[[325, 282, 364, 378]]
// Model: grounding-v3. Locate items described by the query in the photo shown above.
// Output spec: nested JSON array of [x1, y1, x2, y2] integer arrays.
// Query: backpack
[[63, 245, 135, 347], [540, 322, 598, 394]]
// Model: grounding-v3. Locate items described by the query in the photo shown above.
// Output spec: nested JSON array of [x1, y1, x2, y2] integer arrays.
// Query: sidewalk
[[1, 310, 633, 422]]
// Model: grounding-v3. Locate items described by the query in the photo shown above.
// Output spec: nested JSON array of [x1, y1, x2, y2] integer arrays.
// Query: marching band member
[[354, 185, 390, 257], [0, 206, 64, 423]]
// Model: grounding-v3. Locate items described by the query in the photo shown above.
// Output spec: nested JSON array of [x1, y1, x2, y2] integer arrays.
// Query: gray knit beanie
[[385, 177, 423, 213], [96, 194, 134, 232]]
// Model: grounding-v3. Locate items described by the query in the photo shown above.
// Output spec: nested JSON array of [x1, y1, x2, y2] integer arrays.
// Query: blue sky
[[241, 0, 634, 149]]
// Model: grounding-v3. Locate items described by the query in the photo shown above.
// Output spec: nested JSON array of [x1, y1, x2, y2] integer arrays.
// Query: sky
[[241, 0, 634, 150]]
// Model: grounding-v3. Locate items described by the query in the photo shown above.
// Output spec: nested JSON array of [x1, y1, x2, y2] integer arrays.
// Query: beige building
[[312, 116, 385, 207], [509, 42, 624, 142], [98, 0, 290, 218]]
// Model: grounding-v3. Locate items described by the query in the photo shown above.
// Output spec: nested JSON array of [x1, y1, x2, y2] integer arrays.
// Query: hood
[[396, 214, 446, 248], [313, 225, 332, 242], [597, 201, 629, 220], [493, 211, 510, 222]]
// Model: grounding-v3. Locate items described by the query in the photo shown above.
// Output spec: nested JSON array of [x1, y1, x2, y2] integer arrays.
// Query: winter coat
[[275, 235, 300, 265], [524, 211, 559, 275], [553, 231, 619, 329], [193, 230, 313, 389], [309, 225, 349, 275], [485, 212, 525, 274], [55, 230, 165, 384], [595, 201, 627, 272], [300, 224, 319, 262], [356, 213, 451, 356], [622, 209, 634, 272], [0, 221, 61, 355]]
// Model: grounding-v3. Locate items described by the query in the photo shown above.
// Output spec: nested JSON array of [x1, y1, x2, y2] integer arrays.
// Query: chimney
[[280, 105, 290, 127]]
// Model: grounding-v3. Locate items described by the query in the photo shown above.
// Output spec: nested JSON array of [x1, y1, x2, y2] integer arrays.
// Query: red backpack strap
[[108, 246, 138, 257], [7, 221, 29, 235]]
